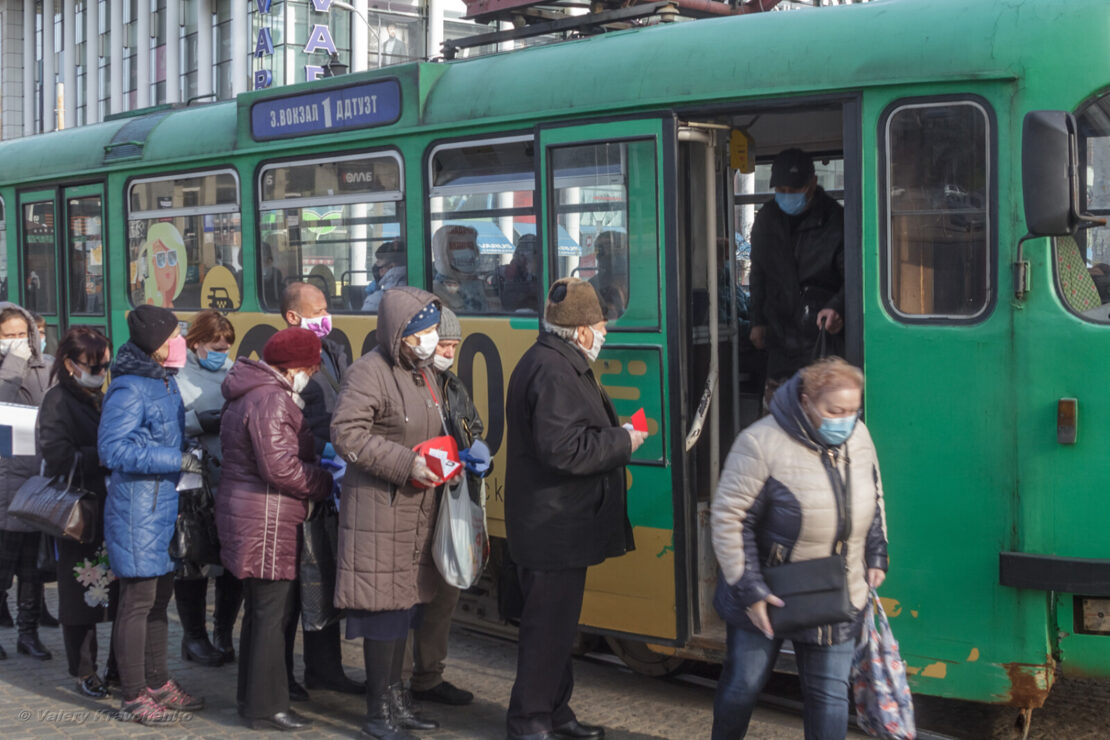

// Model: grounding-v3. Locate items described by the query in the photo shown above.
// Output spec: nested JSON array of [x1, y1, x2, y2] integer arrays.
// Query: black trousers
[[113, 574, 174, 702], [0, 530, 43, 634], [283, 584, 346, 682], [240, 578, 296, 719], [507, 567, 588, 736], [62, 624, 118, 679]]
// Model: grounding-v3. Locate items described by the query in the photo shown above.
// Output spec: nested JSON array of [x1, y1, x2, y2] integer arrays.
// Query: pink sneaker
[[118, 690, 178, 725], [149, 679, 205, 711]]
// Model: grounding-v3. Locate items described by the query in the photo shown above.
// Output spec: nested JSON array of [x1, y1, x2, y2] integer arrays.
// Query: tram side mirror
[[1022, 111, 1104, 236]]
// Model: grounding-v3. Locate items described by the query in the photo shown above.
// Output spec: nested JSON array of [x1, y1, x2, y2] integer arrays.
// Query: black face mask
[[371, 263, 385, 283]]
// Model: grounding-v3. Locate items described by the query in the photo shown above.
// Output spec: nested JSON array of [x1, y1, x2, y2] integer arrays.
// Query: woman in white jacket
[[710, 357, 889, 740]]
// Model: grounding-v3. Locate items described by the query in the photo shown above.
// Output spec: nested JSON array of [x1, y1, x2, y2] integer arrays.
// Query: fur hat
[[438, 307, 462, 341], [544, 277, 604, 328], [263, 327, 321, 370], [127, 305, 179, 355]]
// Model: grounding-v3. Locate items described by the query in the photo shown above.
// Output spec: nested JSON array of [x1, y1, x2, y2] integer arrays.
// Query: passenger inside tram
[[431, 224, 489, 313], [361, 239, 408, 312], [497, 234, 539, 312], [588, 230, 630, 320]]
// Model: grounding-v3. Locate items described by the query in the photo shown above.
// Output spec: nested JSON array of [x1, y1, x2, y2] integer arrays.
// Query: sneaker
[[411, 679, 474, 706], [118, 690, 178, 725], [149, 679, 205, 711]]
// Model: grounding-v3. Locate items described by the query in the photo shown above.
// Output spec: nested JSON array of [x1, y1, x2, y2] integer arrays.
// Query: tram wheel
[[605, 637, 690, 678]]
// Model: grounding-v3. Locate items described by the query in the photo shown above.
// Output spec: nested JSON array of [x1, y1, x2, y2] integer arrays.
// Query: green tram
[[2, 0, 1109, 709]]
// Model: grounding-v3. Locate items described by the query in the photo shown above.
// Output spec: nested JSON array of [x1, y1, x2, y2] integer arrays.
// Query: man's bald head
[[281, 282, 328, 328]]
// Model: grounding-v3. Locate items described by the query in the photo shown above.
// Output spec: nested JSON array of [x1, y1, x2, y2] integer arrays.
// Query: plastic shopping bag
[[850, 588, 916, 740], [432, 475, 488, 589]]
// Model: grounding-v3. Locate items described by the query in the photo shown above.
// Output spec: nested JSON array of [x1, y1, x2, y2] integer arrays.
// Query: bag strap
[[819, 447, 852, 557]]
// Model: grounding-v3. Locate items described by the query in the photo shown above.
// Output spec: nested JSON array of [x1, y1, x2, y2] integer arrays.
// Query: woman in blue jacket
[[98, 305, 205, 726]]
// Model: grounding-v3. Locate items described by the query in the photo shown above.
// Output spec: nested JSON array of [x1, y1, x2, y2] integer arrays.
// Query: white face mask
[[0, 337, 28, 357], [409, 330, 439, 361], [579, 327, 605, 363], [432, 353, 454, 373], [290, 369, 311, 395], [74, 367, 106, 390]]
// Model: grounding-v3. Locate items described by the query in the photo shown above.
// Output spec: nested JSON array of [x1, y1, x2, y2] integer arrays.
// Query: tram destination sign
[[250, 80, 402, 142]]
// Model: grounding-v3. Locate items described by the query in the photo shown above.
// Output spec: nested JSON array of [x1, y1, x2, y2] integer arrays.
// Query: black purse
[[169, 476, 221, 569], [9, 455, 97, 544], [299, 498, 342, 631]]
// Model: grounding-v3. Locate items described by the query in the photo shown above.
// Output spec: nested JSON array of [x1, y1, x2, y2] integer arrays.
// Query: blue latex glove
[[320, 457, 346, 483], [322, 442, 336, 460], [459, 439, 491, 477]]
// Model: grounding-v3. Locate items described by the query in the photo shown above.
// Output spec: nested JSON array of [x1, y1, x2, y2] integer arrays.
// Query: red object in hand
[[630, 408, 649, 433], [411, 435, 463, 488]]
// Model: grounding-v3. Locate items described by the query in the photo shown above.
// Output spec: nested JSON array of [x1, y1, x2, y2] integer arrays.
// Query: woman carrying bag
[[36, 327, 119, 697], [710, 357, 889, 740]]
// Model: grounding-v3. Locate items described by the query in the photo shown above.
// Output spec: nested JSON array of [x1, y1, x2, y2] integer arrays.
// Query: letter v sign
[[311, 0, 333, 10]]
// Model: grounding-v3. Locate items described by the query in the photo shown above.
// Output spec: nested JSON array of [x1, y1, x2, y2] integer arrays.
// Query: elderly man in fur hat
[[504, 278, 648, 740]]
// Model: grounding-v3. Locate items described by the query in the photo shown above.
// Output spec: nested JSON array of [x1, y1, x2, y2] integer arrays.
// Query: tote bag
[[432, 476, 488, 589], [851, 589, 916, 740]]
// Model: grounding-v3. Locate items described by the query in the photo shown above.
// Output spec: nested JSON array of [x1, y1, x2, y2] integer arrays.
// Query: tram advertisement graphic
[[250, 80, 402, 141]]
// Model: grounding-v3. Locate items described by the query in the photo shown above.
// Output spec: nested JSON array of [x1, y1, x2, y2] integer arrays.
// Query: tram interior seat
[[1057, 235, 1104, 313]]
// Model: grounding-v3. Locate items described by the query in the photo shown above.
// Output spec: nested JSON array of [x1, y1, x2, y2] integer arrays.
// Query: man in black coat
[[749, 148, 846, 397], [278, 282, 362, 698], [504, 278, 647, 740]]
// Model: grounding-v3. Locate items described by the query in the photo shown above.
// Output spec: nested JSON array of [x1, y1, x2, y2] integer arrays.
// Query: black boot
[[388, 683, 438, 730], [361, 639, 415, 740], [39, 592, 59, 628], [0, 641, 6, 659], [212, 573, 242, 663], [0, 593, 13, 628], [175, 578, 224, 666], [16, 578, 50, 660]]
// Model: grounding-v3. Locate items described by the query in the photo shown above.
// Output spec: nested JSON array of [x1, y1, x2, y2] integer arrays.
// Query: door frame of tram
[[17, 182, 110, 348]]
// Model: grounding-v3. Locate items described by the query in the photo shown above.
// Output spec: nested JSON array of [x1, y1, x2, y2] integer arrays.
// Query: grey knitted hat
[[438, 306, 462, 341]]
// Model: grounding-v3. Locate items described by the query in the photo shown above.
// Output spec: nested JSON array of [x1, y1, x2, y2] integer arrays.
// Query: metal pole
[[165, 0, 179, 103], [42, 0, 55, 132], [195, 0, 212, 99], [85, 0, 98, 124]]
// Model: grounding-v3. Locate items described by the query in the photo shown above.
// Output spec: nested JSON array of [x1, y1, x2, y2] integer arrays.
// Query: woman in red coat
[[216, 327, 332, 731]]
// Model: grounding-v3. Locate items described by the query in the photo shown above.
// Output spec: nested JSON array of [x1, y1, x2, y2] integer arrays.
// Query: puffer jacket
[[0, 301, 52, 532], [177, 349, 232, 481], [711, 373, 888, 645], [98, 341, 185, 579], [331, 286, 443, 613], [216, 359, 331, 581]]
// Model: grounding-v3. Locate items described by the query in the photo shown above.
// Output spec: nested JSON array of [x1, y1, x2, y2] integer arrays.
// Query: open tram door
[[16, 183, 109, 350], [536, 118, 684, 668]]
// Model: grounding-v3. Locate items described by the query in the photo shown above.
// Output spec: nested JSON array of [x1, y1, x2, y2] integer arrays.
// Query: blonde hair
[[800, 357, 863, 398]]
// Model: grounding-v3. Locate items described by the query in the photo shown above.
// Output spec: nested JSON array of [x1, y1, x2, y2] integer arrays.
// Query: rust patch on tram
[[1003, 662, 1053, 708]]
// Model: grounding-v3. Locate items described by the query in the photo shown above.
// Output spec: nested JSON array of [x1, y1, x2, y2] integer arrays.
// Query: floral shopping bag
[[850, 588, 916, 740]]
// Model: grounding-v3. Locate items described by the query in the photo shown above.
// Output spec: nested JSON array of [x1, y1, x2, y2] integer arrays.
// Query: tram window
[[0, 200, 6, 302], [428, 136, 538, 315], [1072, 94, 1110, 320], [884, 101, 991, 320], [22, 201, 57, 315], [551, 140, 657, 321], [127, 170, 242, 311], [259, 152, 404, 313], [68, 197, 105, 316]]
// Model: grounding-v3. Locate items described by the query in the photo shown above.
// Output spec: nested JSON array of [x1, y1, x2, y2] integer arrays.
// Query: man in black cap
[[748, 148, 845, 400]]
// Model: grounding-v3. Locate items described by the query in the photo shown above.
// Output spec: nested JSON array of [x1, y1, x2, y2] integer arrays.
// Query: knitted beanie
[[438, 307, 462, 341], [544, 277, 604, 328], [263, 327, 322, 369], [127, 305, 179, 354]]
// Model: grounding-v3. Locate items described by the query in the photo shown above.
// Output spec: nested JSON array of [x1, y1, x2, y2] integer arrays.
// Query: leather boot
[[0, 593, 14, 628], [0, 640, 6, 659], [388, 683, 438, 730], [175, 578, 223, 666], [39, 593, 59, 628], [361, 639, 415, 740], [212, 573, 242, 663], [16, 577, 50, 660]]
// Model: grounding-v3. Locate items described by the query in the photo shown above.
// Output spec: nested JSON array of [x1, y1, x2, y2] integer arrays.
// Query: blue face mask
[[198, 350, 228, 372], [39, 337, 47, 354], [817, 415, 857, 446], [775, 191, 808, 216]]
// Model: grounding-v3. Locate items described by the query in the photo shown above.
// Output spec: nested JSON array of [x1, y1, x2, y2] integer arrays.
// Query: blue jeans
[[712, 624, 854, 740]]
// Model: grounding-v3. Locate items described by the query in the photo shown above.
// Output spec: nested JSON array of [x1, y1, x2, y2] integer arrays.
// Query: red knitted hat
[[263, 327, 321, 369]]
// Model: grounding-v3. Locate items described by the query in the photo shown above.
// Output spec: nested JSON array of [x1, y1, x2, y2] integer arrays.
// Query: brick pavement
[[0, 583, 818, 739]]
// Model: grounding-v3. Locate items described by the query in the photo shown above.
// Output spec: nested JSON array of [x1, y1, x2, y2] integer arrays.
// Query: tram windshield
[[1076, 94, 1110, 319]]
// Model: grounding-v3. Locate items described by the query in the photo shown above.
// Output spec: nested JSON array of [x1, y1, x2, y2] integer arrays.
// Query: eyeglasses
[[154, 250, 178, 269]]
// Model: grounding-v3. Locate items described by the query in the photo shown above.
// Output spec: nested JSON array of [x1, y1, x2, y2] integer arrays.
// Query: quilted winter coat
[[215, 359, 332, 581], [0, 301, 51, 533], [98, 341, 185, 579], [711, 372, 888, 645], [331, 286, 443, 613]]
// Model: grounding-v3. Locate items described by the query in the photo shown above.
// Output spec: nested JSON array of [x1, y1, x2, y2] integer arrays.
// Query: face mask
[[371, 263, 385, 283], [290, 369, 311, 395], [163, 335, 187, 368], [775, 191, 808, 216], [449, 247, 478, 275], [299, 313, 332, 339], [580, 327, 605, 363], [199, 349, 228, 372], [409, 330, 439, 360], [74, 367, 106, 390], [817, 415, 857, 446], [432, 353, 454, 373], [0, 337, 28, 357], [39, 337, 47, 353]]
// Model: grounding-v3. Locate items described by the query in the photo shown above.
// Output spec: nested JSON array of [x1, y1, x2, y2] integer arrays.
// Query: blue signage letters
[[251, 80, 402, 140]]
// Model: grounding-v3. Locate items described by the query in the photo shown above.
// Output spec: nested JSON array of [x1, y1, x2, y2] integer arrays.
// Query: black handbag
[[299, 498, 342, 631], [169, 478, 221, 568], [9, 455, 97, 544]]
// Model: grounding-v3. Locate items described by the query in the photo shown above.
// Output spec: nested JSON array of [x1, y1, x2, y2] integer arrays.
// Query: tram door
[[536, 119, 682, 648], [18, 184, 108, 350]]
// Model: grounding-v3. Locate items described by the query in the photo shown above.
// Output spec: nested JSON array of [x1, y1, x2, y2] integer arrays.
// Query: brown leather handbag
[[9, 455, 97, 544]]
